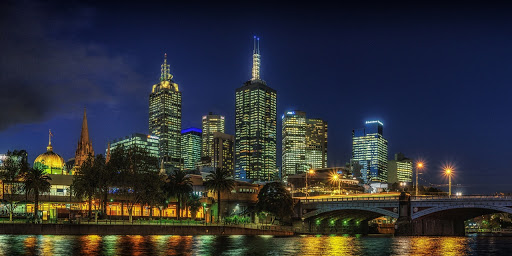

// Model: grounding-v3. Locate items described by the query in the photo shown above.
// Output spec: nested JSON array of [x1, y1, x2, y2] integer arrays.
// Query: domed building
[[34, 130, 66, 175]]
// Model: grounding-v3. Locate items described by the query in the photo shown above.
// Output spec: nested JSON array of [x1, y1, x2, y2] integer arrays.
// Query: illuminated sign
[[365, 120, 383, 126], [286, 111, 295, 115], [147, 135, 159, 140]]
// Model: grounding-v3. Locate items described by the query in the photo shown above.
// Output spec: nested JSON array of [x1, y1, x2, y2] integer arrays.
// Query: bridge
[[295, 193, 512, 236]]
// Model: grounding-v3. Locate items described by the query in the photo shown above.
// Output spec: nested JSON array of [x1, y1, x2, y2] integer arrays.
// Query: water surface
[[0, 234, 510, 255]]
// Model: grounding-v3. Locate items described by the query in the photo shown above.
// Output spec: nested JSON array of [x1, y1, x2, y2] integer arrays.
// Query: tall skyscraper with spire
[[235, 37, 277, 181], [74, 108, 94, 170], [149, 54, 182, 169]]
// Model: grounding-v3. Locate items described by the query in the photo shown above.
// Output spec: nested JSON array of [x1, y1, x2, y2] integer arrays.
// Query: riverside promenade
[[0, 222, 294, 236]]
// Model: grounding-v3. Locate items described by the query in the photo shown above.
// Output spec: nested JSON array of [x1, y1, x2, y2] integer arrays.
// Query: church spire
[[75, 108, 94, 169], [160, 53, 173, 82], [251, 36, 261, 81]]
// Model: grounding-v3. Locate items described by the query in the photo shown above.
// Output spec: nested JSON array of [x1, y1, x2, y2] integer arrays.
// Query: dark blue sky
[[1, 1, 511, 194]]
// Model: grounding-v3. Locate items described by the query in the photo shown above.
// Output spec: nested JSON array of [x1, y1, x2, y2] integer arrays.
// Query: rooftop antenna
[[251, 36, 261, 81]]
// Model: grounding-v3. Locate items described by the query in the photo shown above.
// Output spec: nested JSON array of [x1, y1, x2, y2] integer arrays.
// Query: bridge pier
[[395, 192, 413, 236], [411, 218, 465, 236]]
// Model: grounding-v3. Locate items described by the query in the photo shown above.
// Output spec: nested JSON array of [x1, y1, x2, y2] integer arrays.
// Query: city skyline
[[1, 1, 512, 193]]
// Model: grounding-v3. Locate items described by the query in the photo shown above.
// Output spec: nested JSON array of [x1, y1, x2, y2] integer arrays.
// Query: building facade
[[149, 54, 182, 169], [352, 120, 388, 183], [108, 133, 160, 158], [212, 132, 235, 172], [201, 113, 225, 165], [235, 37, 277, 181], [281, 111, 327, 178], [387, 153, 413, 184], [282, 111, 307, 177], [181, 128, 202, 170], [306, 118, 328, 169]]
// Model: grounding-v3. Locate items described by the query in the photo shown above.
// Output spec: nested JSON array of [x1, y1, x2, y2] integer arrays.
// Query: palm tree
[[165, 170, 192, 220], [72, 155, 97, 218], [23, 167, 51, 222], [0, 150, 29, 221], [204, 168, 235, 223], [187, 193, 202, 220]]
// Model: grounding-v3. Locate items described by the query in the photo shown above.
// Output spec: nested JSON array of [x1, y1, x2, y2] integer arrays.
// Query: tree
[[256, 182, 294, 224], [165, 169, 192, 220], [139, 171, 165, 220], [111, 146, 158, 222], [23, 166, 51, 222], [203, 168, 235, 223], [72, 154, 98, 218], [187, 193, 202, 220], [0, 150, 29, 221]]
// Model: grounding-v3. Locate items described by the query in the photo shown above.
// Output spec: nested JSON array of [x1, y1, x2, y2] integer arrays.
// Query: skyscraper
[[149, 54, 182, 169], [282, 111, 307, 177], [212, 132, 235, 173], [387, 153, 413, 184], [352, 120, 388, 183], [201, 113, 225, 162], [181, 128, 202, 170], [235, 37, 277, 181], [282, 111, 328, 178], [306, 118, 328, 169], [75, 108, 94, 170], [107, 133, 160, 158]]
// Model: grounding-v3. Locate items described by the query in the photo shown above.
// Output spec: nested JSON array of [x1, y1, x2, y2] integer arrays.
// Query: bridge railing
[[300, 196, 399, 203], [412, 195, 512, 201]]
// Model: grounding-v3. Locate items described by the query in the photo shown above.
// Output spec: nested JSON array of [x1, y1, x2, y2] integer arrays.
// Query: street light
[[400, 182, 406, 192], [444, 168, 453, 197], [305, 169, 315, 200], [331, 173, 341, 195], [416, 162, 424, 196]]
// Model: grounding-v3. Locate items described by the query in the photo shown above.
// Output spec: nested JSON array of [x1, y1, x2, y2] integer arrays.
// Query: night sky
[[1, 1, 511, 194]]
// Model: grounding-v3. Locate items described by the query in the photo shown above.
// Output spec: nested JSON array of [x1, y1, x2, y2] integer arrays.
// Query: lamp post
[[305, 169, 315, 200], [445, 168, 453, 197], [416, 162, 424, 196], [332, 173, 341, 195]]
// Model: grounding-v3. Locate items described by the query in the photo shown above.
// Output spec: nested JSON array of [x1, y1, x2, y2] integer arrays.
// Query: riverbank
[[0, 224, 294, 236]]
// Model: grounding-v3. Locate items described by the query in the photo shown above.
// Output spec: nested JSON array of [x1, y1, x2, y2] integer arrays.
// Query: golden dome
[[34, 150, 65, 170], [34, 130, 66, 174]]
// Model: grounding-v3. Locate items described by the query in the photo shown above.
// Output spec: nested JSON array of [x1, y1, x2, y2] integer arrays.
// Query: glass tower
[[108, 133, 160, 158], [282, 111, 307, 177], [201, 113, 225, 161], [352, 120, 388, 183], [235, 37, 277, 181], [387, 153, 413, 183], [306, 118, 328, 169], [149, 54, 182, 169], [212, 132, 235, 172], [181, 128, 202, 170]]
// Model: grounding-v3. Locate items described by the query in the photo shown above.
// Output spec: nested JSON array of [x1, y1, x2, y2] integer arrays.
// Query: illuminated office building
[[282, 111, 327, 178], [282, 111, 306, 177], [212, 132, 235, 173], [352, 120, 388, 183], [108, 133, 160, 158], [387, 153, 413, 184], [149, 54, 182, 169], [235, 37, 277, 181], [201, 113, 225, 164], [306, 118, 328, 169], [181, 128, 202, 170]]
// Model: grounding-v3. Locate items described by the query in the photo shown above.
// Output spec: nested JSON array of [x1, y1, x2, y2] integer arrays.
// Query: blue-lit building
[[181, 127, 202, 170], [352, 120, 388, 183]]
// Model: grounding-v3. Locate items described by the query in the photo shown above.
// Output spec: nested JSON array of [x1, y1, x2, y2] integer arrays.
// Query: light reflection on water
[[0, 234, 510, 255]]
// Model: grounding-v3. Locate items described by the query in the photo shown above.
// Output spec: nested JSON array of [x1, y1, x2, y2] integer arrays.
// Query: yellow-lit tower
[[235, 37, 277, 181], [149, 54, 182, 169]]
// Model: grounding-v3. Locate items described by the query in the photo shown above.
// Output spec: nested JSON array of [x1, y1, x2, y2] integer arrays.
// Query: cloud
[[0, 1, 142, 130]]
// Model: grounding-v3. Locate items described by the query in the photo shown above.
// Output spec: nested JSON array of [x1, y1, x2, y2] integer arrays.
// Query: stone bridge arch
[[303, 205, 399, 220], [412, 204, 512, 220]]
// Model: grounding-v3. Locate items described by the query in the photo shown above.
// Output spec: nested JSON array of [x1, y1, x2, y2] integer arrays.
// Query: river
[[0, 234, 510, 255]]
